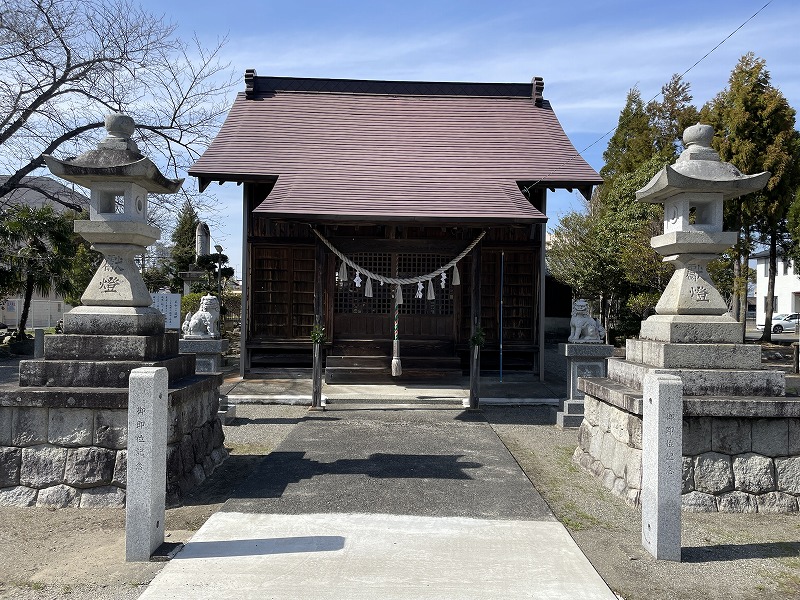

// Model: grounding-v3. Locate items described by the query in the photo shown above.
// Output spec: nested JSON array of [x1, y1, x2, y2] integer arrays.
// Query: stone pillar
[[34, 328, 44, 358], [126, 367, 168, 561], [557, 343, 614, 427], [641, 372, 683, 561]]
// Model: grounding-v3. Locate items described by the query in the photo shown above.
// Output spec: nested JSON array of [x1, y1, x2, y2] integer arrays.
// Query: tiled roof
[[190, 74, 602, 223]]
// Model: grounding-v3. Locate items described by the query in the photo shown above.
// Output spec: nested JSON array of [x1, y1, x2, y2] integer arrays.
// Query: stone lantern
[[636, 123, 769, 343], [44, 113, 183, 335]]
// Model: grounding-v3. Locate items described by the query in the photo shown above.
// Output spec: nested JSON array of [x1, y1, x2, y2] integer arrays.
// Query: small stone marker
[[126, 367, 169, 562], [641, 372, 683, 561], [34, 328, 44, 358]]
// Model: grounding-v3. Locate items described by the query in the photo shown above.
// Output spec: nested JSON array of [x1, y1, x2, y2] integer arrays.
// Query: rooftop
[[190, 72, 602, 224]]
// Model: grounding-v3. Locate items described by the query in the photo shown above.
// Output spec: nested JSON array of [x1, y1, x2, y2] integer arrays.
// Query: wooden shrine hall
[[189, 71, 602, 381]]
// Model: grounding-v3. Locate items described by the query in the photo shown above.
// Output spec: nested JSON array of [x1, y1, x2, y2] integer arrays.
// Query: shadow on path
[[175, 535, 346, 559], [682, 541, 800, 563], [233, 451, 482, 500]]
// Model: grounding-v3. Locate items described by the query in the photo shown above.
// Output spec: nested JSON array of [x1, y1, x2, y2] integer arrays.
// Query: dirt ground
[[0, 404, 303, 600], [2, 376, 800, 599]]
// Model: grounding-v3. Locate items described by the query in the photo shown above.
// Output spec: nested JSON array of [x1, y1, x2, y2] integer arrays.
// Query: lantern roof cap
[[636, 123, 769, 204], [44, 113, 183, 194]]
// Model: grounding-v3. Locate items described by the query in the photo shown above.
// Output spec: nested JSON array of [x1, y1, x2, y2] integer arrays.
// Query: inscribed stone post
[[126, 367, 168, 561], [641, 372, 683, 561]]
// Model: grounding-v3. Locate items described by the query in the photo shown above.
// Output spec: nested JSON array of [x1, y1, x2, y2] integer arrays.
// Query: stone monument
[[177, 222, 211, 295], [556, 299, 614, 428], [0, 115, 227, 509], [574, 125, 800, 514]]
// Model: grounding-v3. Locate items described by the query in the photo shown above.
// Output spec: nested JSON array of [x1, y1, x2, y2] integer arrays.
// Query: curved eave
[[636, 164, 770, 203], [44, 155, 184, 194]]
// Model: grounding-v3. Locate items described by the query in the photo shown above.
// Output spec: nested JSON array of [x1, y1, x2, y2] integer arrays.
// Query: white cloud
[[198, 1, 800, 258]]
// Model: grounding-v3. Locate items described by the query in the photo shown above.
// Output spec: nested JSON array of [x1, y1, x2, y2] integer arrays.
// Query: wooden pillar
[[311, 235, 325, 409], [538, 219, 546, 382], [469, 240, 482, 409], [532, 188, 547, 382], [239, 185, 251, 378]]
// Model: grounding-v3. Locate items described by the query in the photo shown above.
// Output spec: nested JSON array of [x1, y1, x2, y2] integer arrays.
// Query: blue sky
[[139, 0, 800, 278]]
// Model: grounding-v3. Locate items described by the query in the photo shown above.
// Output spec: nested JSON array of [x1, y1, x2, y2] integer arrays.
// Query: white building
[[752, 249, 800, 325], [0, 292, 66, 329]]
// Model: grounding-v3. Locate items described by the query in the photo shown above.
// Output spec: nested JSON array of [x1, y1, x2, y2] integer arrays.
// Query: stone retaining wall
[[0, 376, 226, 508], [574, 394, 800, 513]]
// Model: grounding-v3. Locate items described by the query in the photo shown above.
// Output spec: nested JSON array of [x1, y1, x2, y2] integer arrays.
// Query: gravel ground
[[484, 404, 800, 600], [2, 402, 799, 600], [2, 335, 800, 599]]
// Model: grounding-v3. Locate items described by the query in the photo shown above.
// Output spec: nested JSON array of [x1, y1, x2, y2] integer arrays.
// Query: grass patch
[[558, 501, 606, 531], [776, 569, 800, 595], [554, 445, 581, 474]]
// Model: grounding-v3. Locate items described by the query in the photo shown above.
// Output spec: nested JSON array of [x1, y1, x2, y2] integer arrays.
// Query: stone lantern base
[[63, 306, 167, 336], [0, 330, 228, 508]]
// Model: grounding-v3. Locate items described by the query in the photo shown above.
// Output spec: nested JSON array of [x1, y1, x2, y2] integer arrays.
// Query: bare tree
[[0, 0, 234, 229]]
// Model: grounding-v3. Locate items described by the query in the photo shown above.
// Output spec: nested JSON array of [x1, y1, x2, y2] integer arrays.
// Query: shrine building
[[189, 71, 602, 380]]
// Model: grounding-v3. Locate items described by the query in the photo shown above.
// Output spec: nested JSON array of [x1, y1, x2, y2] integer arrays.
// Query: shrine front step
[[325, 355, 463, 384], [332, 339, 455, 358], [326, 355, 462, 370]]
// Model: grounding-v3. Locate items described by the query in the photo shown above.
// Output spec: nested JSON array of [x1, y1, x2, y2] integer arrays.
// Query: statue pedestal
[[557, 343, 614, 428], [179, 336, 233, 424], [179, 337, 229, 373]]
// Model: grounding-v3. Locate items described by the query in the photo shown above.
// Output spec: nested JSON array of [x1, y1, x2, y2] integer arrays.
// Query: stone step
[[625, 338, 761, 370], [18, 355, 196, 388], [556, 412, 584, 428], [325, 355, 388, 368], [326, 355, 463, 369], [44, 332, 179, 362], [563, 399, 586, 414], [325, 364, 463, 384], [578, 376, 800, 419], [606, 358, 785, 397]]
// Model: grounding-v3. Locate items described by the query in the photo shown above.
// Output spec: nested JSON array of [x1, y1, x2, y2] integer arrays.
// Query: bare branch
[[0, 0, 235, 233]]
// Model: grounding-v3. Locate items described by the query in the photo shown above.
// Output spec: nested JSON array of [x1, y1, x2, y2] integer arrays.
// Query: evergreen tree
[[170, 201, 201, 290], [63, 211, 102, 307], [702, 53, 800, 340], [599, 88, 654, 183], [646, 74, 700, 162], [550, 75, 698, 338]]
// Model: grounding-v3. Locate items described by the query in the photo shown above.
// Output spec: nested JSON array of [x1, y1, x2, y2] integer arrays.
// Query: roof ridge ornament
[[245, 68, 257, 99], [532, 76, 544, 107]]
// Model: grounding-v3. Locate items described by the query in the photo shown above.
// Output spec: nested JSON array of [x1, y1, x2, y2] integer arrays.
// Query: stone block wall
[[574, 395, 800, 513], [0, 377, 226, 508]]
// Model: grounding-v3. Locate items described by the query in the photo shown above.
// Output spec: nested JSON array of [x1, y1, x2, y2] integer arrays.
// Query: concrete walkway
[[140, 406, 616, 599]]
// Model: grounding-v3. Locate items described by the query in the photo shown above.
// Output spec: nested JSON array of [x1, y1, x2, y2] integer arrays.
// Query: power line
[[524, 0, 774, 196]]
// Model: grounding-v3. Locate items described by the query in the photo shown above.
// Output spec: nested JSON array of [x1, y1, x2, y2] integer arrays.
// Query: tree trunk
[[762, 232, 779, 343], [731, 251, 742, 322], [18, 271, 35, 338]]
